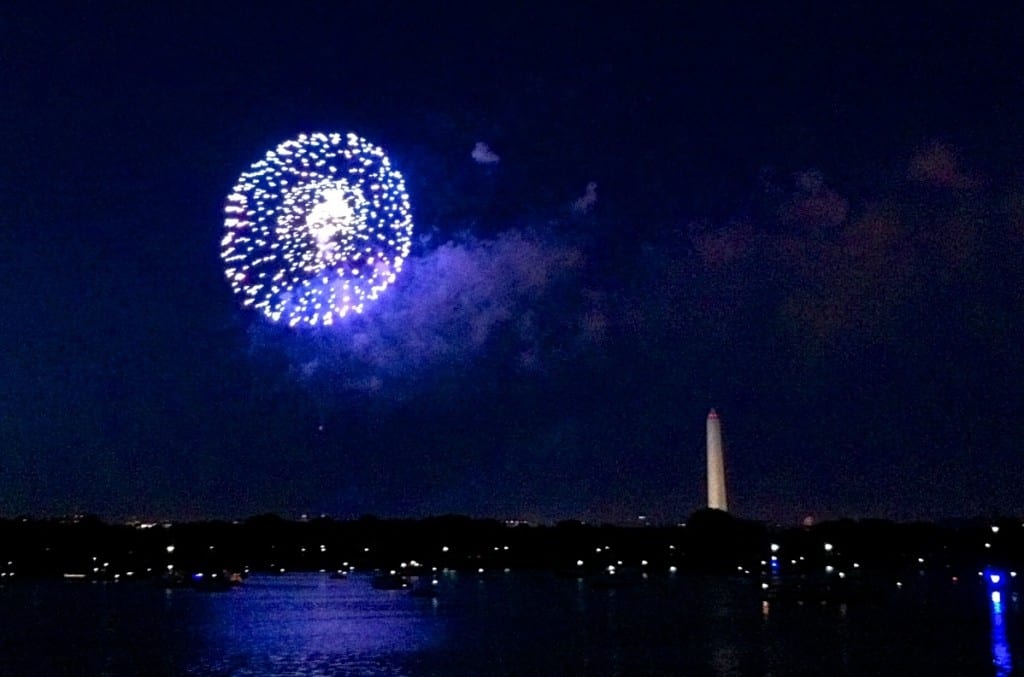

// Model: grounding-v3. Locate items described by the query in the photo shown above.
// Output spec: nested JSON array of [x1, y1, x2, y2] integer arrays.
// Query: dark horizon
[[3, 2, 1023, 523], [3, 509, 1020, 530]]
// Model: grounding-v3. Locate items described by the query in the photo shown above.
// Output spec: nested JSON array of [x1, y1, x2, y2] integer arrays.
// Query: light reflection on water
[[0, 571, 1019, 675], [187, 573, 443, 675], [990, 589, 1012, 677]]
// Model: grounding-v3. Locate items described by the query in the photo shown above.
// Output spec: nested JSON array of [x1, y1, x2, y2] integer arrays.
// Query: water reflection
[[989, 589, 1012, 677], [191, 573, 444, 674], [0, 572, 1020, 675], [699, 578, 750, 677]]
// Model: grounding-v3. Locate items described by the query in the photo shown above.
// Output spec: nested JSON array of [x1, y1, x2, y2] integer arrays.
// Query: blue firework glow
[[222, 132, 413, 326]]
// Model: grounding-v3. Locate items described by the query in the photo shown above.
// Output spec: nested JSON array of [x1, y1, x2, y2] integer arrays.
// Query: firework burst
[[222, 132, 413, 326]]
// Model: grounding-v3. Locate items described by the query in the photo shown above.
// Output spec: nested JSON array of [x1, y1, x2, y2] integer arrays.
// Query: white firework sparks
[[222, 132, 413, 327]]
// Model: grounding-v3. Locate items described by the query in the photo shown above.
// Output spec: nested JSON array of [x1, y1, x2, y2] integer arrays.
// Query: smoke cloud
[[684, 143, 1019, 351], [908, 141, 979, 190], [251, 229, 590, 397], [471, 142, 501, 164], [572, 182, 598, 214]]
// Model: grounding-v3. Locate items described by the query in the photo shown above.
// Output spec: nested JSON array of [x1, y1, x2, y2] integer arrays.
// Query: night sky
[[3, 2, 1023, 523]]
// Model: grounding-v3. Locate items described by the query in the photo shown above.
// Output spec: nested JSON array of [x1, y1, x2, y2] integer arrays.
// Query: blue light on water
[[989, 583, 1012, 677]]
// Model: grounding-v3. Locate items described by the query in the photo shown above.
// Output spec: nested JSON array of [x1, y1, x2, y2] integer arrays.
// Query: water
[[0, 572, 1017, 675]]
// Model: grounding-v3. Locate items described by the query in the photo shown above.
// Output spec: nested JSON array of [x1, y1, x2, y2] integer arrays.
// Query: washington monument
[[706, 409, 728, 511]]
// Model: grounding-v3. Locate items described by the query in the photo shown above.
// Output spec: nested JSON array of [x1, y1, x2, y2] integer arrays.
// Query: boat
[[190, 570, 244, 592]]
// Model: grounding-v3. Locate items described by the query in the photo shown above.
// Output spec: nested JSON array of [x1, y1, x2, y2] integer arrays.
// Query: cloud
[[780, 209, 920, 344], [779, 170, 849, 231], [471, 142, 501, 164], [908, 141, 978, 189], [571, 181, 598, 213], [681, 147, 1013, 352], [251, 229, 589, 396], [688, 220, 754, 269]]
